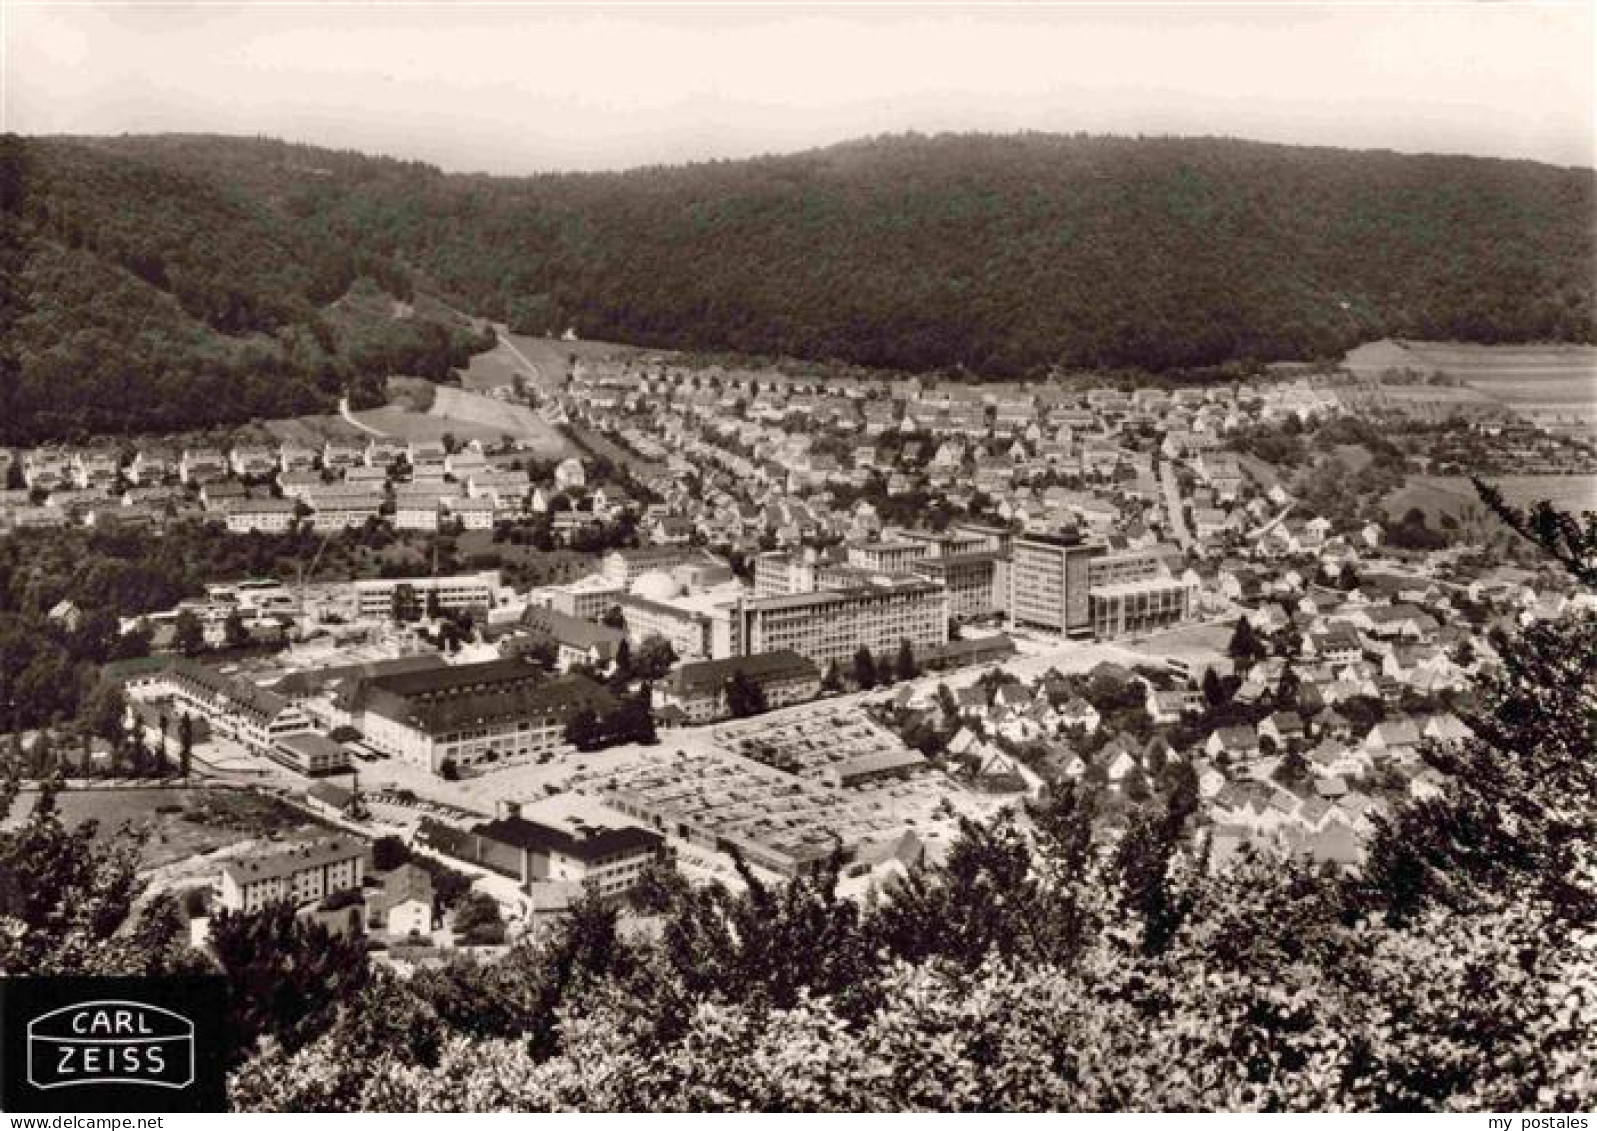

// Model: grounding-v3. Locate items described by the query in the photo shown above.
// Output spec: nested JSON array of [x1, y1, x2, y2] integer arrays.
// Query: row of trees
[[820, 640, 921, 694], [562, 691, 657, 752]]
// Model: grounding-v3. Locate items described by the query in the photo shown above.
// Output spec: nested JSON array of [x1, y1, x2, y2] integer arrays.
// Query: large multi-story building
[[900, 525, 1004, 559], [543, 575, 627, 622], [437, 798, 667, 901], [520, 606, 626, 670], [909, 551, 1006, 619], [656, 649, 821, 724], [308, 498, 382, 532], [219, 838, 365, 913], [1009, 532, 1102, 636], [615, 595, 722, 661], [350, 572, 501, 620], [222, 497, 298, 534], [1088, 574, 1197, 638], [846, 539, 930, 574], [754, 548, 818, 598], [737, 577, 948, 671], [352, 663, 615, 774], [154, 661, 315, 756], [1011, 534, 1195, 639], [600, 545, 709, 587]]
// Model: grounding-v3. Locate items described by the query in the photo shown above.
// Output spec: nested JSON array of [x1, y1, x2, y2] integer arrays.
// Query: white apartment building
[[218, 838, 365, 913], [222, 498, 298, 534], [350, 572, 501, 620]]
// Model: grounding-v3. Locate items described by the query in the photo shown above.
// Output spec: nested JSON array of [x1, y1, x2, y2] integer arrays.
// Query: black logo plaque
[[1, 977, 228, 1112]]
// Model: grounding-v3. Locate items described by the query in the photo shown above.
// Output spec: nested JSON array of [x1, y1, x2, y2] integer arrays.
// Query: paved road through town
[[1159, 459, 1194, 551]]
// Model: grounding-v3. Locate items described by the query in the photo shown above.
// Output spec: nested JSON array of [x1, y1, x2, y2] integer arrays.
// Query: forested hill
[[4, 131, 1594, 439], [0, 136, 492, 443]]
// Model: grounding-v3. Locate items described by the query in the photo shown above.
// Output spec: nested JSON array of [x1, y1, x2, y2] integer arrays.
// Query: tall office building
[[1010, 534, 1193, 639], [1009, 532, 1102, 636]]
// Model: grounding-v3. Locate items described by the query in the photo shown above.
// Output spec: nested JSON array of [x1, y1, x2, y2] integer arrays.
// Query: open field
[[428, 386, 572, 457], [257, 376, 573, 454], [456, 335, 539, 393], [255, 414, 369, 446], [493, 330, 652, 392], [339, 384, 574, 455], [5, 785, 329, 871], [1343, 340, 1596, 432], [345, 404, 503, 443], [1438, 474, 1597, 513], [1382, 474, 1597, 543]]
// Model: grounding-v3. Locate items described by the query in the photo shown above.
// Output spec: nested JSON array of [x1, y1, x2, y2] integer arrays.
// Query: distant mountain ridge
[[2, 131, 1593, 441]]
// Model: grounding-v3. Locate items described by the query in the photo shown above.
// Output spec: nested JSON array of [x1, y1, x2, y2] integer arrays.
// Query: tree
[[81, 681, 126, 746], [1121, 764, 1152, 803], [208, 902, 370, 1064], [600, 605, 627, 631], [564, 707, 603, 752], [609, 638, 633, 686], [1275, 664, 1301, 710], [178, 713, 194, 779], [1273, 747, 1310, 786], [851, 646, 878, 691], [223, 609, 249, 648], [1273, 619, 1303, 659], [1201, 667, 1228, 710], [0, 776, 197, 977], [1363, 485, 1597, 927], [633, 636, 678, 682], [173, 609, 205, 656], [391, 583, 418, 624], [372, 835, 410, 873], [1226, 617, 1264, 668], [604, 692, 657, 746], [894, 639, 918, 683], [821, 661, 845, 694], [1472, 476, 1597, 588], [452, 891, 506, 946], [724, 671, 769, 719], [521, 638, 558, 672]]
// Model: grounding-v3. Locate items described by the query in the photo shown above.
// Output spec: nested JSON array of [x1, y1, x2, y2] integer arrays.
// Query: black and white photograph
[[0, 0, 1593, 1116]]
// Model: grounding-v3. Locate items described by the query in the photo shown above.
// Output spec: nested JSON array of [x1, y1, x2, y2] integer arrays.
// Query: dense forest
[[0, 136, 493, 444], [3, 131, 1593, 440], [2, 488, 1593, 1111]]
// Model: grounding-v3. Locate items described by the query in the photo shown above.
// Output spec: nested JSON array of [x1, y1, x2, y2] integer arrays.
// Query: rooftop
[[221, 837, 364, 887], [474, 812, 662, 864], [668, 650, 819, 697]]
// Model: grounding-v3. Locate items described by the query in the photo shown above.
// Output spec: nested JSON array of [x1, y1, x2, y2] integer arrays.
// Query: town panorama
[[0, 130, 1593, 1113]]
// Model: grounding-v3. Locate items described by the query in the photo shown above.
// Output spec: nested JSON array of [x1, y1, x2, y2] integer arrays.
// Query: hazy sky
[[5, 3, 1594, 173]]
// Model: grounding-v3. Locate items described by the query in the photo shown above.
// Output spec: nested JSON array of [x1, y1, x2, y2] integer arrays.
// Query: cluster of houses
[[0, 437, 632, 539], [553, 362, 1345, 556], [874, 650, 1480, 869]]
